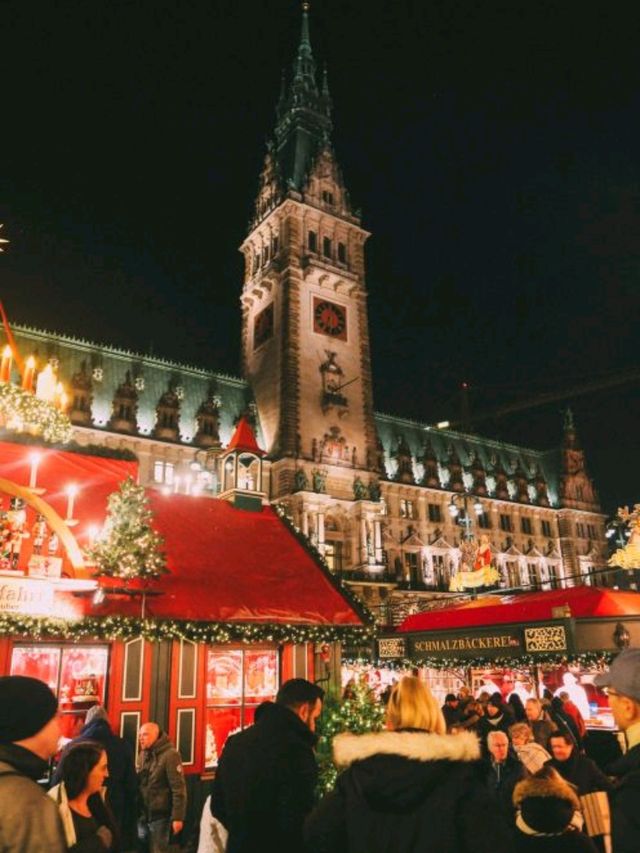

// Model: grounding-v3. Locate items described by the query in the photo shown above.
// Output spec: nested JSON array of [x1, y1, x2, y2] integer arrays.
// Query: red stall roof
[[93, 494, 364, 625], [398, 586, 640, 633]]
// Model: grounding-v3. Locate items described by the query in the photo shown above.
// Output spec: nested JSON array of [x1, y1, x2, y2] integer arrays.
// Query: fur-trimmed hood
[[331, 730, 482, 814], [333, 730, 480, 768], [513, 774, 580, 810]]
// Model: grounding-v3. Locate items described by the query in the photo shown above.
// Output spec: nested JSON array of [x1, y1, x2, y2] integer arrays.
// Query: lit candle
[[0, 345, 12, 383], [29, 452, 42, 489], [59, 390, 68, 411], [22, 356, 36, 392], [36, 364, 56, 402], [65, 484, 78, 525]]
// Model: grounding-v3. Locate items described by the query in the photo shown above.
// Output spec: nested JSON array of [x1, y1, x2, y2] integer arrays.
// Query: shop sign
[[410, 630, 522, 658], [0, 574, 55, 616], [377, 637, 407, 659], [524, 625, 567, 653]]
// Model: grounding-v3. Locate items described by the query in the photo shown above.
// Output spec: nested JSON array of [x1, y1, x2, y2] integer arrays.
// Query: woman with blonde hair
[[305, 676, 511, 853]]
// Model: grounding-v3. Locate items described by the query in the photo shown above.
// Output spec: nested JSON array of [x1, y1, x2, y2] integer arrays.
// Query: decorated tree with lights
[[316, 680, 385, 794], [87, 477, 168, 579]]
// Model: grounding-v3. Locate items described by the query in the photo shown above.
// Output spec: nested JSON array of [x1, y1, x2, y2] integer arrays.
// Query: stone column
[[317, 510, 325, 553], [374, 518, 383, 564]]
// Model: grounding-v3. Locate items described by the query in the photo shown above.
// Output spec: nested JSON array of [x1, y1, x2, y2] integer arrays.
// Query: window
[[10, 644, 109, 742], [477, 512, 491, 529], [262, 245, 269, 264], [324, 541, 343, 572], [505, 561, 520, 588], [521, 517, 532, 535], [322, 190, 334, 204], [205, 648, 278, 767], [400, 499, 415, 519], [153, 461, 175, 485], [308, 230, 317, 252], [548, 562, 560, 589], [432, 554, 448, 590], [576, 522, 586, 539], [323, 236, 332, 258], [541, 519, 552, 538], [271, 235, 279, 255], [428, 503, 442, 523], [117, 403, 132, 421], [527, 563, 539, 590], [404, 551, 419, 585], [337, 242, 347, 263], [500, 514, 512, 532], [587, 524, 597, 539]]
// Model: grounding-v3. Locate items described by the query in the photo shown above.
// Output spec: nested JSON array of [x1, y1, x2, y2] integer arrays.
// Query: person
[[0, 675, 67, 852], [559, 691, 587, 741], [546, 732, 611, 795], [554, 672, 591, 721], [510, 722, 551, 775], [508, 692, 527, 722], [458, 699, 484, 734], [211, 678, 324, 853], [137, 722, 187, 853], [441, 693, 462, 730], [49, 741, 119, 851], [484, 730, 528, 819], [457, 684, 473, 710], [304, 676, 512, 853], [594, 648, 640, 853], [478, 693, 512, 751], [549, 697, 580, 747], [53, 705, 137, 846], [525, 698, 556, 747], [512, 766, 598, 852]]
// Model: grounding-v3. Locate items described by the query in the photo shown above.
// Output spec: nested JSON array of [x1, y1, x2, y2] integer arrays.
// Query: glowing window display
[[205, 648, 278, 767], [10, 644, 109, 739]]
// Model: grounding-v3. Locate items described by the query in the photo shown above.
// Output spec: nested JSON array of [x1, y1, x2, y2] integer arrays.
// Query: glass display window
[[10, 643, 109, 730], [205, 647, 278, 767], [538, 663, 613, 729], [471, 667, 536, 704]]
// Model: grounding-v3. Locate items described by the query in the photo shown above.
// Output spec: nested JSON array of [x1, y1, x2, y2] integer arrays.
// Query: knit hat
[[0, 676, 59, 743]]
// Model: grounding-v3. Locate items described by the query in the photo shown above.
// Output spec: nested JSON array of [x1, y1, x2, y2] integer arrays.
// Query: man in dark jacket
[[485, 730, 528, 819], [441, 693, 462, 730], [546, 732, 612, 794], [594, 648, 640, 853], [137, 722, 187, 853], [525, 697, 556, 747], [0, 675, 67, 853], [53, 704, 138, 845], [211, 678, 324, 853]]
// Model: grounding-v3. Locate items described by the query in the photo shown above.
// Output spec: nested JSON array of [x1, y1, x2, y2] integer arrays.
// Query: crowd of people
[[1, 649, 639, 853], [0, 677, 186, 852]]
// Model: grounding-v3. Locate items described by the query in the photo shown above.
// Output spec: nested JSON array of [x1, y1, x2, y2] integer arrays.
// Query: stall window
[[10, 644, 109, 740], [205, 648, 278, 767]]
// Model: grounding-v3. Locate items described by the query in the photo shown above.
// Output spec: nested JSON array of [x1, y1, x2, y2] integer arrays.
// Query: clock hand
[[332, 376, 359, 393]]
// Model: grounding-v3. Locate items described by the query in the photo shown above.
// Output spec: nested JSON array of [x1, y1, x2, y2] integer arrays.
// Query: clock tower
[[240, 4, 379, 498]]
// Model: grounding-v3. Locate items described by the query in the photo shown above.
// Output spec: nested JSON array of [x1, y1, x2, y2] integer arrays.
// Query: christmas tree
[[316, 680, 385, 794], [87, 477, 168, 579]]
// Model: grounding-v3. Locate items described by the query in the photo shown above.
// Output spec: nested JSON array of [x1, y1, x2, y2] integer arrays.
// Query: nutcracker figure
[[32, 513, 48, 555], [47, 530, 60, 557], [7, 497, 30, 570]]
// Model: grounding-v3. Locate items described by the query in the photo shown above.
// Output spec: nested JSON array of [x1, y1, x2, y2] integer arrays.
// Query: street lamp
[[448, 491, 484, 540], [189, 447, 220, 494]]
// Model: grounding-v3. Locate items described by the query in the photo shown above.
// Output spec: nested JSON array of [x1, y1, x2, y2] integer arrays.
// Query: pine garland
[[86, 477, 168, 579], [344, 651, 616, 670], [0, 612, 375, 645]]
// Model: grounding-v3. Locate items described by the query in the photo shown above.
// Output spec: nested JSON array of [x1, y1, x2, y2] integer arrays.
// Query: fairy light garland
[[343, 651, 616, 671], [0, 384, 72, 444], [0, 612, 376, 645]]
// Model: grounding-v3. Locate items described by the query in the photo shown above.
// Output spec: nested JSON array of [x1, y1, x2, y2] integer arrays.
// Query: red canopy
[[93, 495, 363, 625], [225, 416, 265, 456], [398, 586, 640, 633]]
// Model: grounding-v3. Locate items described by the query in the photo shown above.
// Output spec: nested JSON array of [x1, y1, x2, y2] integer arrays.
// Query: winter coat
[[304, 729, 512, 853], [53, 717, 137, 839], [607, 742, 640, 853], [478, 710, 512, 753], [211, 701, 318, 853], [512, 774, 597, 853], [441, 703, 463, 730], [546, 751, 612, 795], [484, 751, 528, 817], [138, 733, 187, 822], [563, 700, 587, 738], [529, 716, 556, 748], [0, 742, 67, 853], [515, 741, 551, 775]]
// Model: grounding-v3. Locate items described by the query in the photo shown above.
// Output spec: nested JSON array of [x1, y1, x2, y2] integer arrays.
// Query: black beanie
[[520, 795, 574, 834], [0, 676, 59, 743]]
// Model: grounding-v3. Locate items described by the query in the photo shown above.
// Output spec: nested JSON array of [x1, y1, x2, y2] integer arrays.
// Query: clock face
[[313, 298, 347, 341], [253, 303, 274, 349]]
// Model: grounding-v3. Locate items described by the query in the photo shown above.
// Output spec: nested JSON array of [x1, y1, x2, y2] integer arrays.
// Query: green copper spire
[[272, 2, 333, 191]]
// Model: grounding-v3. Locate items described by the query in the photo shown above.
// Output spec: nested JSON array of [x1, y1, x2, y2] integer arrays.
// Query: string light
[[0, 383, 73, 443]]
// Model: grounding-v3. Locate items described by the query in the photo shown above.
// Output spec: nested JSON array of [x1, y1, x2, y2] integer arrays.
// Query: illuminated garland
[[0, 384, 73, 444], [274, 504, 376, 626], [343, 651, 616, 671], [0, 612, 376, 645]]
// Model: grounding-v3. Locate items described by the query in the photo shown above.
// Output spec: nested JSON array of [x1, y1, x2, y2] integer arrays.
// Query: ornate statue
[[368, 479, 381, 502], [312, 468, 326, 494], [352, 476, 367, 501], [294, 468, 309, 492], [609, 504, 640, 569]]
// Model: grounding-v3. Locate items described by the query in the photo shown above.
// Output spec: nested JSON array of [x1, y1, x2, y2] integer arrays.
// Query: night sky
[[1, 0, 639, 512]]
